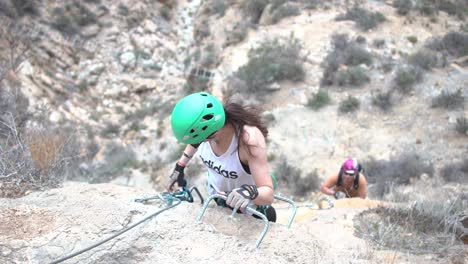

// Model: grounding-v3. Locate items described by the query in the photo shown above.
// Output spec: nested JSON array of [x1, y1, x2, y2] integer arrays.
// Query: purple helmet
[[343, 158, 358, 175]]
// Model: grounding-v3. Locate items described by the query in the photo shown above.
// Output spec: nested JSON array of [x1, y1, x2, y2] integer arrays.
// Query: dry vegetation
[[354, 192, 467, 257]]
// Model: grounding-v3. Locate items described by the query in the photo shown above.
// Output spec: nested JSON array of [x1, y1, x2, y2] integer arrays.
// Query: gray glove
[[226, 184, 259, 211], [334, 191, 346, 199]]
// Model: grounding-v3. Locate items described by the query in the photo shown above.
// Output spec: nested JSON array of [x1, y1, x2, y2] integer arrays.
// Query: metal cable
[[50, 197, 182, 264]]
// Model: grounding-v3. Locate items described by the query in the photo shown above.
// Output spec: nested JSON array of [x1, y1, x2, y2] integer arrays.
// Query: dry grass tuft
[[27, 129, 65, 173]]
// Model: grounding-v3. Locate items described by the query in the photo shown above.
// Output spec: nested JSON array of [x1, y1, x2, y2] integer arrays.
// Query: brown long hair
[[223, 100, 268, 153]]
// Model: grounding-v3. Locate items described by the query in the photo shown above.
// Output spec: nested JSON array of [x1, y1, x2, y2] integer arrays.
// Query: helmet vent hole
[[202, 114, 213, 121], [190, 128, 197, 133], [201, 126, 208, 131], [207, 103, 213, 108]]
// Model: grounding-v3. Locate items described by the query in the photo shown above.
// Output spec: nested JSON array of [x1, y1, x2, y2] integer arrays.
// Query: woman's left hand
[[226, 184, 258, 211]]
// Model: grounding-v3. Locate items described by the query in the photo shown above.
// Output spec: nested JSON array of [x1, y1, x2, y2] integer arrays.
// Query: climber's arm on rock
[[320, 174, 338, 196]]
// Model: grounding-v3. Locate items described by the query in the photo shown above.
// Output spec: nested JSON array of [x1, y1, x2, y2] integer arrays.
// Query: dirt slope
[[0, 183, 455, 264]]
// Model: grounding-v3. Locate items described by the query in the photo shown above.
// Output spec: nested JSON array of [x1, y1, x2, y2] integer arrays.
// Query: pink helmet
[[343, 158, 358, 175]]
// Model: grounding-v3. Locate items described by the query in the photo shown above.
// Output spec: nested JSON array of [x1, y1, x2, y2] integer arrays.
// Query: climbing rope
[[49, 189, 199, 264]]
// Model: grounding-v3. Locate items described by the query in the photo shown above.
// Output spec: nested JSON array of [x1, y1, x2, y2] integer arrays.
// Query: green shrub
[[393, 66, 423, 94], [408, 49, 439, 70], [160, 5, 171, 20], [74, 3, 97, 26], [338, 96, 360, 113], [118, 4, 129, 16], [321, 34, 373, 86], [415, 0, 468, 19], [126, 9, 147, 28], [407, 35, 418, 44], [224, 21, 251, 47], [233, 37, 304, 93], [270, 0, 287, 10], [372, 91, 393, 112], [211, 0, 228, 17], [372, 38, 386, 48], [431, 89, 464, 109], [336, 6, 386, 31], [334, 66, 370, 87], [100, 123, 120, 138], [455, 117, 468, 135], [363, 153, 434, 198], [307, 90, 331, 110], [53, 10, 79, 36], [440, 159, 468, 183], [12, 0, 39, 16], [52, 3, 98, 36], [417, 0, 437, 16], [394, 0, 413, 15], [271, 3, 301, 24], [240, 0, 269, 24], [427, 31, 468, 58], [194, 19, 211, 41], [344, 45, 373, 66]]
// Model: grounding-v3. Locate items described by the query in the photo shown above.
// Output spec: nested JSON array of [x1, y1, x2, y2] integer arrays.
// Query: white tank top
[[197, 133, 255, 195]]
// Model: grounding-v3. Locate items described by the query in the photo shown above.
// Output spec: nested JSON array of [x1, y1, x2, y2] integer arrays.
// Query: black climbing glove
[[166, 162, 186, 192], [226, 184, 259, 211]]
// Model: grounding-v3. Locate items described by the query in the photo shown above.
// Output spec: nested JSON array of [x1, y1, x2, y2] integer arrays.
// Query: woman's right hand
[[165, 162, 186, 192]]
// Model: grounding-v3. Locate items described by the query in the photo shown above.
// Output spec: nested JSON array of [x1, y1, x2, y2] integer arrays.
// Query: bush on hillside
[[240, 0, 269, 24], [194, 19, 211, 41], [371, 91, 393, 112], [362, 153, 434, 198], [415, 0, 468, 20], [338, 96, 360, 113], [231, 36, 304, 94], [224, 21, 251, 47], [426, 31, 468, 58], [408, 49, 440, 70], [321, 34, 373, 86], [334, 66, 370, 87], [440, 159, 468, 183], [431, 89, 465, 110], [336, 6, 386, 31], [274, 156, 320, 197], [354, 192, 466, 255], [52, 2, 98, 36], [455, 117, 468, 136], [210, 0, 228, 17], [407, 35, 418, 44], [0, 83, 81, 198], [393, 65, 423, 94], [307, 90, 331, 110], [271, 3, 301, 24], [12, 0, 39, 16], [394, 0, 413, 15], [160, 5, 172, 20]]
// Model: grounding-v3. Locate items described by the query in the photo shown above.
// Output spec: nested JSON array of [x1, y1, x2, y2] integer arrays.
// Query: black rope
[[50, 198, 182, 264]]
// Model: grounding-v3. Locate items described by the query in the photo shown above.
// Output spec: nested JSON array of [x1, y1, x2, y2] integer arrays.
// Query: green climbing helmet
[[171, 92, 225, 144]]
